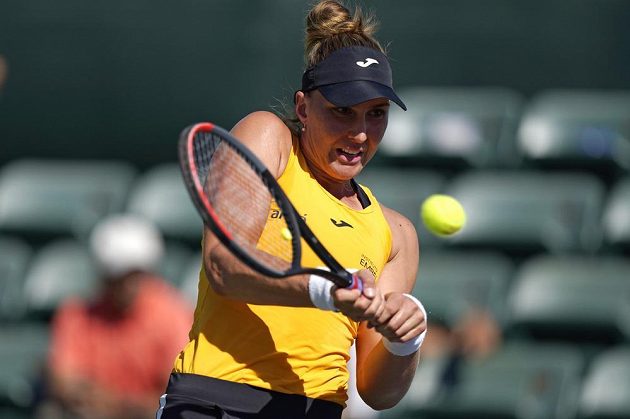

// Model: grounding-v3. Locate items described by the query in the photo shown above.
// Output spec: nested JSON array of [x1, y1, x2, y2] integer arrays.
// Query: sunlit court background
[[1, 1, 630, 418]]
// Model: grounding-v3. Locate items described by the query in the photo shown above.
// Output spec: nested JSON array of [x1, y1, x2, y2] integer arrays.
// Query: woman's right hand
[[332, 269, 386, 323]]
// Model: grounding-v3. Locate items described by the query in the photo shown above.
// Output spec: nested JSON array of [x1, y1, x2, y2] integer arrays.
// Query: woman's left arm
[[355, 207, 426, 410]]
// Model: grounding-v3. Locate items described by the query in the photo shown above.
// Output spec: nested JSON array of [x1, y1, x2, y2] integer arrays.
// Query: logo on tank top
[[330, 218, 353, 228], [360, 253, 379, 278], [270, 209, 307, 221]]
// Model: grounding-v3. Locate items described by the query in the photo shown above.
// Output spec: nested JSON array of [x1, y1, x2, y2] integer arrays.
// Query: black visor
[[301, 46, 406, 111]]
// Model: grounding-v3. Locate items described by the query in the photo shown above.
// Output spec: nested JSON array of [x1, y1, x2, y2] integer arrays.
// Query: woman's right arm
[[201, 111, 309, 305], [200, 111, 381, 314]]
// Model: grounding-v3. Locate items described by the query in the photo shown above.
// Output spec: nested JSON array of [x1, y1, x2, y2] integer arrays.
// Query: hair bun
[[304, 1, 381, 67], [307, 1, 360, 36]]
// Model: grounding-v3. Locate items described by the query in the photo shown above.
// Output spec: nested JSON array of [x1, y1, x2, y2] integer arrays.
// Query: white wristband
[[308, 275, 338, 311], [382, 293, 428, 356]]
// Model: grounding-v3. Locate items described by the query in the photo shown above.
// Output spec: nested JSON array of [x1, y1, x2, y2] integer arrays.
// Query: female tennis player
[[158, 1, 427, 418]]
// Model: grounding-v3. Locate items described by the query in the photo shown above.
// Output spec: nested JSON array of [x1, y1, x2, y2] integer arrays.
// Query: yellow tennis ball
[[281, 228, 292, 241], [421, 194, 466, 236]]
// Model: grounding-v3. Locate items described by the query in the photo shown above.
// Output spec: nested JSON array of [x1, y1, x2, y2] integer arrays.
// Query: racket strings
[[194, 132, 295, 272]]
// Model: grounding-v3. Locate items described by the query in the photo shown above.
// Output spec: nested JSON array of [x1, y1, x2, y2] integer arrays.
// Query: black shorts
[[156, 373, 344, 419]]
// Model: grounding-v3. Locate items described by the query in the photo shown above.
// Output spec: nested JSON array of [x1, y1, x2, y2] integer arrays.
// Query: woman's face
[[101, 272, 142, 315], [296, 90, 389, 187]]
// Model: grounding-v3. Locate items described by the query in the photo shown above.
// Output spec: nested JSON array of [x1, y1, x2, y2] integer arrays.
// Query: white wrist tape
[[308, 274, 338, 311], [382, 293, 428, 356]]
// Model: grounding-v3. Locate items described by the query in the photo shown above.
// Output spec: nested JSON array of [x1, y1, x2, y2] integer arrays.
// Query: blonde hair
[[304, 1, 384, 68], [280, 1, 385, 136]]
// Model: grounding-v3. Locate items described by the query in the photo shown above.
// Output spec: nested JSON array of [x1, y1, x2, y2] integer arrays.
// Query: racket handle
[[348, 273, 363, 291]]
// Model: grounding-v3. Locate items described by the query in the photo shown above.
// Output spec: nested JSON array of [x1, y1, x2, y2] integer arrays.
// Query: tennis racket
[[178, 122, 361, 290]]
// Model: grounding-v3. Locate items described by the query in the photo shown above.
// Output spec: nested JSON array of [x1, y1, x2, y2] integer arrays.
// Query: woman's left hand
[[370, 292, 426, 343]]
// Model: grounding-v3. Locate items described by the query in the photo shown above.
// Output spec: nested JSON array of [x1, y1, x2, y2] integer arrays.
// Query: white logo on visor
[[356, 58, 379, 68]]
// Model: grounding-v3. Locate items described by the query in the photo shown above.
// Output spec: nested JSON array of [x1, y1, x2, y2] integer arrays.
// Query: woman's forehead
[[309, 89, 390, 108]]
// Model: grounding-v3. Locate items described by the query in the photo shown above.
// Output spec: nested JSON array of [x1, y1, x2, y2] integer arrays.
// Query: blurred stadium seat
[[356, 167, 446, 248], [126, 163, 202, 245], [379, 355, 449, 419], [0, 322, 49, 413], [578, 346, 630, 419], [516, 90, 630, 179], [157, 241, 195, 287], [22, 239, 99, 321], [178, 252, 202, 305], [506, 255, 630, 345], [0, 159, 136, 244], [410, 342, 585, 419], [0, 236, 32, 322], [0, 407, 32, 419], [412, 249, 514, 328], [378, 87, 523, 170], [443, 170, 606, 256], [602, 176, 630, 253]]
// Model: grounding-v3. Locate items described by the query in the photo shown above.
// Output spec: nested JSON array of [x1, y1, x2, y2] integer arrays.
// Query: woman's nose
[[348, 118, 368, 142]]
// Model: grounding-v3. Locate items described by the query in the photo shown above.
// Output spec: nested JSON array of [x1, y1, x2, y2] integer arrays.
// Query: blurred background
[[1, 0, 630, 418]]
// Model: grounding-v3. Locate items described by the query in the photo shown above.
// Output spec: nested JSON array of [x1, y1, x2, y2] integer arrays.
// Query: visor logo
[[356, 58, 379, 68]]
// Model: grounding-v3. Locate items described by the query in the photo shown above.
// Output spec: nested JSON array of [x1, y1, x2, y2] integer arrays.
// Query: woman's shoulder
[[379, 203, 418, 250], [379, 204, 413, 227], [235, 111, 291, 139], [232, 111, 293, 177]]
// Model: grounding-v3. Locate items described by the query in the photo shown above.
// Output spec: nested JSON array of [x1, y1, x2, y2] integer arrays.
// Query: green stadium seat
[[126, 163, 202, 245], [22, 239, 99, 321], [443, 170, 606, 256], [356, 168, 446, 248], [0, 236, 32, 321], [602, 176, 630, 252], [414, 342, 585, 419], [378, 87, 523, 170], [578, 346, 630, 419], [506, 255, 630, 344], [0, 159, 136, 244], [0, 323, 49, 411], [412, 249, 513, 328], [517, 90, 630, 178], [0, 407, 32, 419]]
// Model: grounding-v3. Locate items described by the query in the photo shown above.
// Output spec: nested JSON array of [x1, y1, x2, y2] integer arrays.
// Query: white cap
[[89, 214, 164, 278]]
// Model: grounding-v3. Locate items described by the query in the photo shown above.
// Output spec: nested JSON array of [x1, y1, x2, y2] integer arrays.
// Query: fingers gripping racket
[[178, 122, 361, 290]]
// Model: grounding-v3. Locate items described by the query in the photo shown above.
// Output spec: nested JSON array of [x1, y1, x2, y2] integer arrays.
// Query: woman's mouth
[[336, 147, 363, 164]]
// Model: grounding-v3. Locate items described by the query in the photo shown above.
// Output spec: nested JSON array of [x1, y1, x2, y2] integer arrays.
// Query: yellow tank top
[[173, 139, 392, 406]]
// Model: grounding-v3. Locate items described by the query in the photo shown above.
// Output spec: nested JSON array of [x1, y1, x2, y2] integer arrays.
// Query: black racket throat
[[291, 206, 354, 288]]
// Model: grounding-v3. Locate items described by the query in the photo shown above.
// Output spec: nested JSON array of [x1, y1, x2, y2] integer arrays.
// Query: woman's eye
[[369, 108, 387, 118], [333, 107, 352, 115]]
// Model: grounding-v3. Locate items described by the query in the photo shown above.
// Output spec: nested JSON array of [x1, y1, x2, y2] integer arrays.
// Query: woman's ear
[[294, 91, 308, 124]]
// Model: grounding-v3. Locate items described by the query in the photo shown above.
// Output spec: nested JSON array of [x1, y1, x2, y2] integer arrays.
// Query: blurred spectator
[[423, 306, 503, 393], [37, 214, 192, 419], [344, 307, 502, 418], [449, 307, 502, 359]]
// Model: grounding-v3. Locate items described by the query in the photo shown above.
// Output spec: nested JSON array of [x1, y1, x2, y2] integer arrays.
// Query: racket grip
[[348, 273, 363, 292]]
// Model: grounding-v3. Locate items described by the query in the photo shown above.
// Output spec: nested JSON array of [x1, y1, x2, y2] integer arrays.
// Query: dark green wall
[[1, 0, 629, 168]]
